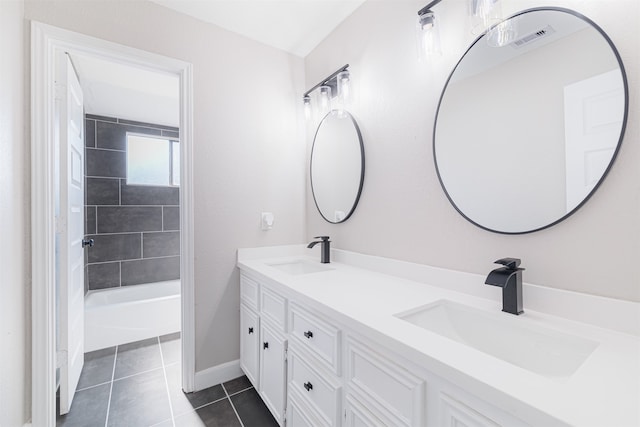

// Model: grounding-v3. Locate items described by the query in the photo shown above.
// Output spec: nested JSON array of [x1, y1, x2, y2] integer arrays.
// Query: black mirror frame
[[433, 7, 629, 234], [310, 110, 365, 224]]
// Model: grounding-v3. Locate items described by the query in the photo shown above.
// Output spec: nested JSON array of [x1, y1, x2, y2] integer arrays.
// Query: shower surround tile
[[86, 177, 120, 205], [85, 115, 180, 289], [85, 148, 126, 178], [87, 233, 141, 263], [121, 256, 180, 286], [162, 206, 180, 231], [97, 206, 163, 233], [87, 262, 120, 290], [121, 182, 179, 205], [143, 231, 180, 258]]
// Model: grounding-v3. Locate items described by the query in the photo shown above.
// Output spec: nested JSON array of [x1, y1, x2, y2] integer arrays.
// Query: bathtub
[[84, 280, 181, 352]]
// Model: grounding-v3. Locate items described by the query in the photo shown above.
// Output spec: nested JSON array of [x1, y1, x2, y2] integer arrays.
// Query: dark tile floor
[[57, 333, 278, 427]]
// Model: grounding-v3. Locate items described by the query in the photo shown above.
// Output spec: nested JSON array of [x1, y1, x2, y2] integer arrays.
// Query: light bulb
[[416, 10, 441, 60], [303, 95, 312, 120], [469, 0, 502, 35], [486, 18, 517, 47], [319, 86, 332, 116], [336, 70, 351, 109]]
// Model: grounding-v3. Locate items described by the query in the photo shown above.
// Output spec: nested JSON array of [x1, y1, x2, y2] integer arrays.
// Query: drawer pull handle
[[303, 331, 313, 339], [248, 327, 254, 334], [263, 342, 269, 350], [303, 382, 313, 392]]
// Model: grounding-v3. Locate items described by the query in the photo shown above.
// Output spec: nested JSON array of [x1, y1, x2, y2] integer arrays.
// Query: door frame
[[31, 21, 195, 427]]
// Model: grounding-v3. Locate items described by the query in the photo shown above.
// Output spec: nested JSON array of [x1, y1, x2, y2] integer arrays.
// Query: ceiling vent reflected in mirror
[[512, 25, 556, 48]]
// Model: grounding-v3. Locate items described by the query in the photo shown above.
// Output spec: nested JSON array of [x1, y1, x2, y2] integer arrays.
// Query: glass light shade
[[486, 19, 517, 47], [318, 85, 332, 116], [417, 10, 441, 60], [303, 95, 312, 119], [336, 70, 351, 109], [469, 0, 503, 35]]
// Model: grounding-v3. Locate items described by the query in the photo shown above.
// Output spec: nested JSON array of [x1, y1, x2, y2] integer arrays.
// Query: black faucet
[[485, 258, 524, 315], [307, 236, 331, 263]]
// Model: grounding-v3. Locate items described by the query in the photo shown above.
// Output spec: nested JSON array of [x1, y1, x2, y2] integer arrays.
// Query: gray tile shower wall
[[84, 114, 180, 291]]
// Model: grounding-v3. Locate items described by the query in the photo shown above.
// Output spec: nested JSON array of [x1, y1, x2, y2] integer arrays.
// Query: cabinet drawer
[[288, 386, 330, 427], [439, 393, 500, 427], [260, 285, 287, 332], [346, 337, 425, 427], [240, 274, 259, 311], [289, 302, 341, 375], [345, 392, 388, 427], [288, 348, 341, 427]]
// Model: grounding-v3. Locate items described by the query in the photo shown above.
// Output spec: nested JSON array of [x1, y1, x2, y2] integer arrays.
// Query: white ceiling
[[70, 53, 180, 127], [70, 1, 365, 127], [149, 0, 366, 57]]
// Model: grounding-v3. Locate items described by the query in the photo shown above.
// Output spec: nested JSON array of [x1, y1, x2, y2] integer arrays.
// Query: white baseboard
[[193, 359, 243, 392]]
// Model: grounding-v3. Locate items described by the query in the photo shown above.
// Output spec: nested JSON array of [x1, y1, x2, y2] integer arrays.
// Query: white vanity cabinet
[[240, 269, 532, 427]]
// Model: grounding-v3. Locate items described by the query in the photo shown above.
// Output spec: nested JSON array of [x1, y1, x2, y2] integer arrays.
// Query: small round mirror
[[310, 111, 365, 223], [434, 8, 628, 234]]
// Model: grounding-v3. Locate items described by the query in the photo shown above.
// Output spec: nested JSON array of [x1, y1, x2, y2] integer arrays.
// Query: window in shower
[[126, 134, 180, 186]]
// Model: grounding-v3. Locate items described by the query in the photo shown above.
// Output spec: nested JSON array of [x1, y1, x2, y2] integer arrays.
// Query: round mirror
[[434, 8, 628, 234], [311, 110, 365, 223]]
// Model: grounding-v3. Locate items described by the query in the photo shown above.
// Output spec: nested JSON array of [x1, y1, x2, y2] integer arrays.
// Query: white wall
[[305, 0, 640, 302], [0, 1, 30, 426], [23, 0, 306, 379]]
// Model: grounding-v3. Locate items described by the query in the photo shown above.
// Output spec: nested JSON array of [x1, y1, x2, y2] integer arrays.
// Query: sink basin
[[395, 300, 598, 379], [268, 260, 332, 275]]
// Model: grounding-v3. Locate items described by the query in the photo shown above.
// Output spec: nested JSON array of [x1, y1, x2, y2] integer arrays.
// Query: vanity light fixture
[[469, 0, 517, 46], [302, 64, 350, 120], [417, 0, 443, 60]]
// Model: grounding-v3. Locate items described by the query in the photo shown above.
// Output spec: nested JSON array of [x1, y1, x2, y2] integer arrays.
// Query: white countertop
[[237, 245, 640, 427]]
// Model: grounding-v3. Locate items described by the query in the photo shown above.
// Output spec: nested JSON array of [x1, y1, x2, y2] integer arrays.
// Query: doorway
[[31, 22, 195, 427]]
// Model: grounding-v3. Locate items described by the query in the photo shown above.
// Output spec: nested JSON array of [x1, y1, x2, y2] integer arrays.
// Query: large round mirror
[[434, 8, 628, 234], [311, 110, 364, 223]]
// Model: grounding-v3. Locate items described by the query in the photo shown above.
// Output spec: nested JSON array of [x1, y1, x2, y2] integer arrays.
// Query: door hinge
[[284, 347, 288, 361], [55, 216, 67, 234], [56, 350, 68, 368], [54, 82, 65, 101]]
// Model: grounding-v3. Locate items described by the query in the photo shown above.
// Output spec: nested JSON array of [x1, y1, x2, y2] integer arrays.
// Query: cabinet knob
[[248, 327, 254, 334], [303, 382, 313, 392], [303, 331, 313, 339], [263, 342, 269, 350]]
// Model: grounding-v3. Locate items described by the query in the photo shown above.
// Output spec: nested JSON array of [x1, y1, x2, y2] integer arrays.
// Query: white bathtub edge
[[194, 359, 242, 392]]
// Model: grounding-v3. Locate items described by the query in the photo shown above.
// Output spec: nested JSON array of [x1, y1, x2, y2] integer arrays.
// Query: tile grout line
[[104, 345, 118, 427], [222, 383, 245, 427], [158, 336, 176, 427], [227, 386, 254, 398]]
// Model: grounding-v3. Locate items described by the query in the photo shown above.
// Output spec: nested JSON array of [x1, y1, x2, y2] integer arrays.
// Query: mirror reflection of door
[[564, 69, 624, 211]]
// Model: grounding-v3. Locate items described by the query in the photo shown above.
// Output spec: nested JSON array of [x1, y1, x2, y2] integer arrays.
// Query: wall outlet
[[261, 212, 274, 230]]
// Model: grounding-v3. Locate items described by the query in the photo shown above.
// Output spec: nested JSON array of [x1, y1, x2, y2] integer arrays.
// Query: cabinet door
[[259, 322, 287, 426], [240, 304, 260, 389]]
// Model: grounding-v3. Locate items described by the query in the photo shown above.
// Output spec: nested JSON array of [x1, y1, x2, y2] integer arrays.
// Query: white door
[[564, 69, 624, 211], [57, 53, 85, 415]]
